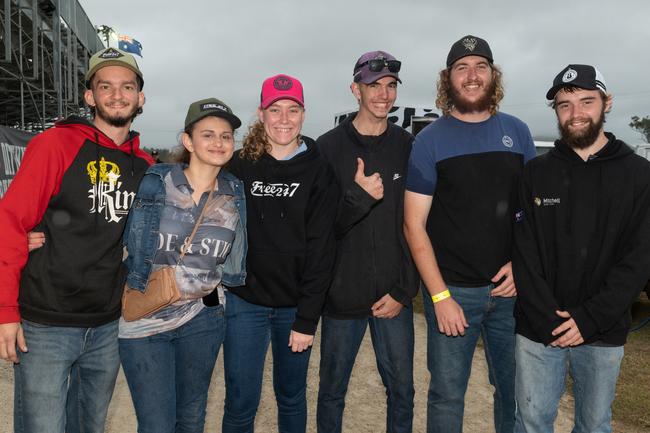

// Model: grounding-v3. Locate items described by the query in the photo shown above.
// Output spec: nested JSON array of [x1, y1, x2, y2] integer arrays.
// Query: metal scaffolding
[[0, 0, 104, 132]]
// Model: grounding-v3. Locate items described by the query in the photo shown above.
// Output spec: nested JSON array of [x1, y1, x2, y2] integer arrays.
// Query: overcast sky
[[80, 0, 650, 150]]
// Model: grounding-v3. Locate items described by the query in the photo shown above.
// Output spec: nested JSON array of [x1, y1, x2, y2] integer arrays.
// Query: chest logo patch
[[534, 196, 561, 207], [502, 135, 513, 148], [86, 157, 135, 223]]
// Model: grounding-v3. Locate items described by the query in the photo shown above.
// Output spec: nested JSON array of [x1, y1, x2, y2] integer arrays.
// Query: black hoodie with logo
[[513, 133, 650, 346], [226, 137, 338, 335]]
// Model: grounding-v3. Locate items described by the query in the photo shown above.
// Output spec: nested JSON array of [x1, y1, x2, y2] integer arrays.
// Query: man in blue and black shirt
[[403, 35, 535, 433]]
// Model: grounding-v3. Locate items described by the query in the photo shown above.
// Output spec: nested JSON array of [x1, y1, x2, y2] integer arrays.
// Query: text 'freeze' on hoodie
[[225, 137, 338, 335]]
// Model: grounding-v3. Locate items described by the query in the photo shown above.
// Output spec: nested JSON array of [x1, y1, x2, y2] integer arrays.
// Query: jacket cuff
[[568, 306, 598, 342], [348, 182, 378, 210], [0, 306, 21, 324], [292, 315, 318, 336], [389, 287, 412, 307]]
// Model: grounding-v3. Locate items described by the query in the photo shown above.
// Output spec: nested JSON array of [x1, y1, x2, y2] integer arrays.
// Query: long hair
[[435, 64, 504, 116], [240, 120, 272, 161]]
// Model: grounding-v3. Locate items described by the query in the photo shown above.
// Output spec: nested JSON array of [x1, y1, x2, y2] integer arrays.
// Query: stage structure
[[0, 0, 103, 131]]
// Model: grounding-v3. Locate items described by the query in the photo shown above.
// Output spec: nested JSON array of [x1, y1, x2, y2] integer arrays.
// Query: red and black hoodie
[[0, 116, 152, 327]]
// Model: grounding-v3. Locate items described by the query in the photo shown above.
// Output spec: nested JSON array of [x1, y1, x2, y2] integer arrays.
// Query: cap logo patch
[[534, 197, 542, 207], [273, 76, 293, 91], [99, 48, 123, 59], [201, 103, 228, 112], [462, 37, 477, 51], [502, 135, 513, 148], [562, 68, 577, 83]]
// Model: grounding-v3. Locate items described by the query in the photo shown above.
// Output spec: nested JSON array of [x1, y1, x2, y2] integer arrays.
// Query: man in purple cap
[[404, 35, 536, 433], [512, 64, 650, 433], [316, 51, 418, 433]]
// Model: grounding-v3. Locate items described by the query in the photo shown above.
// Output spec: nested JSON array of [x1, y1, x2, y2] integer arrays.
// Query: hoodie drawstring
[[94, 133, 100, 231]]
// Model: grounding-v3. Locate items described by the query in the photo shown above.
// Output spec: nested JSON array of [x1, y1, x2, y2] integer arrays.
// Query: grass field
[[613, 292, 650, 430]]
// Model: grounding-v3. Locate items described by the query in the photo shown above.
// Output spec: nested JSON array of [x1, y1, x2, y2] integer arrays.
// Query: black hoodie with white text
[[226, 137, 338, 335]]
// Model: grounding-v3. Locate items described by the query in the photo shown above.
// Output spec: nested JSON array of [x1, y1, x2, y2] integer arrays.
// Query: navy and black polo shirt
[[406, 112, 536, 287]]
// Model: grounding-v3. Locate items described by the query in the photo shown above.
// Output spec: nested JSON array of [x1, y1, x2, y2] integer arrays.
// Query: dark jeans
[[423, 285, 516, 433], [119, 305, 225, 433], [222, 291, 312, 433], [317, 307, 415, 433]]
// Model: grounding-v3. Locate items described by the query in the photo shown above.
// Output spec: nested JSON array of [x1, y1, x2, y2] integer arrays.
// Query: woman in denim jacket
[[118, 98, 246, 433]]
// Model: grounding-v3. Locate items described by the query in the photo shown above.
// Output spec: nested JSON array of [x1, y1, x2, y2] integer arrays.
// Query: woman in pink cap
[[221, 74, 338, 433]]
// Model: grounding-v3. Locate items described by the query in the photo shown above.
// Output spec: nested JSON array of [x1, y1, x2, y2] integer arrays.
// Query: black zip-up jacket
[[317, 114, 419, 319], [513, 133, 650, 346], [226, 137, 338, 335]]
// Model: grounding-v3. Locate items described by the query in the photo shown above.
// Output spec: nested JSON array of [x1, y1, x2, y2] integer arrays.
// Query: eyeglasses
[[355, 58, 401, 74]]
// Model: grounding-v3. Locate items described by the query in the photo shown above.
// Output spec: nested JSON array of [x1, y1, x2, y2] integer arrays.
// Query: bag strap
[[177, 177, 217, 264]]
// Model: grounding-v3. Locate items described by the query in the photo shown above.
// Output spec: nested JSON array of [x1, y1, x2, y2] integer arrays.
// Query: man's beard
[[558, 107, 605, 150], [94, 103, 138, 128], [451, 79, 495, 114]]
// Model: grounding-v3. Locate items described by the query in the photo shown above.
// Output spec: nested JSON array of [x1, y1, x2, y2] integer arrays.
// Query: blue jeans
[[119, 305, 225, 433], [423, 285, 516, 433], [317, 308, 415, 433], [222, 291, 312, 433], [13, 319, 120, 433], [514, 334, 624, 433]]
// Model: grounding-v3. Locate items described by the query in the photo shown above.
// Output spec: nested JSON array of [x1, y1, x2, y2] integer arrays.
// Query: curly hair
[[435, 64, 504, 117], [239, 120, 271, 161]]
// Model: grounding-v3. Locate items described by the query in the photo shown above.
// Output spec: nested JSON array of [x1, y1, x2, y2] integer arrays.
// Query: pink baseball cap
[[260, 74, 304, 109]]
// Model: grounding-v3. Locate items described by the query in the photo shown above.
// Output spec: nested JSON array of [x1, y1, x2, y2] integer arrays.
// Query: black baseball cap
[[546, 64, 607, 100], [446, 35, 493, 67], [184, 98, 241, 130]]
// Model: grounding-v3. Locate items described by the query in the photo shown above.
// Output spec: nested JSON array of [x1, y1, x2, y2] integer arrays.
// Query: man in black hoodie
[[316, 50, 418, 433], [512, 64, 650, 433]]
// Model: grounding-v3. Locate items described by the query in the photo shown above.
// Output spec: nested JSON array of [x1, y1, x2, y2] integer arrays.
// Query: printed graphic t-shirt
[[119, 165, 238, 338]]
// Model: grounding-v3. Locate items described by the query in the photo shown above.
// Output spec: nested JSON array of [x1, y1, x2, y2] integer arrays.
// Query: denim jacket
[[123, 163, 247, 292]]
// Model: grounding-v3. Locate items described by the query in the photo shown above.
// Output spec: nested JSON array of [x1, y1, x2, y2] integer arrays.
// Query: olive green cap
[[184, 98, 241, 130], [85, 47, 144, 88]]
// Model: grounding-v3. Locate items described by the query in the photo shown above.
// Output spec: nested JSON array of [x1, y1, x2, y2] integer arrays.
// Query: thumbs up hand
[[354, 158, 384, 200]]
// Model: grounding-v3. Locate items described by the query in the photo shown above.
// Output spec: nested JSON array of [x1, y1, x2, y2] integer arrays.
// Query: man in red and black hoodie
[[0, 47, 152, 433]]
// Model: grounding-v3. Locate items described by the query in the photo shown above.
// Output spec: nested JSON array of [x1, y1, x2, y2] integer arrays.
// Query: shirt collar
[[170, 163, 234, 196]]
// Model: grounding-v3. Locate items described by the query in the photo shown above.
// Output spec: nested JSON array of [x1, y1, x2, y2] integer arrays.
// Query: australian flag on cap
[[118, 35, 143, 57]]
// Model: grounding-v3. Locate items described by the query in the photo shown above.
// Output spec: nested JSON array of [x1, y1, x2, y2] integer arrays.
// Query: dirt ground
[[0, 312, 638, 433]]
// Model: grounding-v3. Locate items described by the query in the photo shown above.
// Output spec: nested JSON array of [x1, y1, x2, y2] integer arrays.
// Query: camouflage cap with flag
[[85, 47, 144, 89]]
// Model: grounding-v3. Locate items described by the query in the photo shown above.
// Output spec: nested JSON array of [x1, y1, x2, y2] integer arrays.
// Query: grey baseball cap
[[85, 47, 144, 88]]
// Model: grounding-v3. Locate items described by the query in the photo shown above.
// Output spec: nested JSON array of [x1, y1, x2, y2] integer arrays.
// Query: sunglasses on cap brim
[[355, 58, 401, 74]]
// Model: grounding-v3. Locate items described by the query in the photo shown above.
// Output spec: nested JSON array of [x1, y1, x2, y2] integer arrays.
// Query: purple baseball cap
[[353, 50, 402, 84]]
